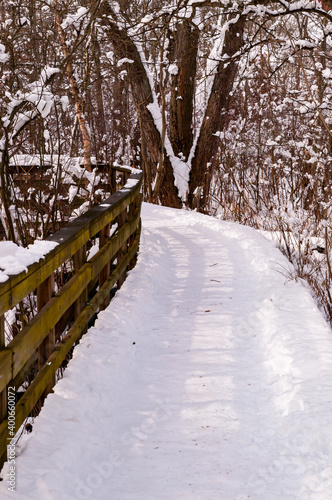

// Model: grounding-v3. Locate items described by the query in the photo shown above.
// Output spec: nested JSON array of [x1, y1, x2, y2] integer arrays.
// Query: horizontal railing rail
[[0, 167, 143, 467]]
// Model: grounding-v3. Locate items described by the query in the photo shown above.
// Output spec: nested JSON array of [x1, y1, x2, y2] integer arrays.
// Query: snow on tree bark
[[169, 19, 199, 161], [188, 15, 246, 210]]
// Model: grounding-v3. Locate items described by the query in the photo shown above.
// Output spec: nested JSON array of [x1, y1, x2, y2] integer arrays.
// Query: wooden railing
[[0, 167, 143, 466]]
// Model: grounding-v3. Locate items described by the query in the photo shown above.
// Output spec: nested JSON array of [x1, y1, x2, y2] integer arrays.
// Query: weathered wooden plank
[[73, 245, 87, 320], [37, 274, 55, 404], [11, 352, 38, 392], [110, 168, 116, 194], [0, 350, 13, 393], [0, 385, 6, 422], [130, 219, 142, 270], [129, 194, 142, 270], [117, 207, 128, 289], [112, 165, 134, 174], [0, 316, 7, 429], [89, 207, 140, 278], [37, 275, 55, 369], [0, 316, 4, 349], [0, 316, 9, 471], [88, 179, 141, 239], [0, 419, 8, 467], [99, 223, 111, 311]]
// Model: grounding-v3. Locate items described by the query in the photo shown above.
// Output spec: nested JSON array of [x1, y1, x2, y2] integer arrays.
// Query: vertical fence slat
[[0, 315, 7, 467], [0, 316, 6, 420], [73, 244, 88, 320], [110, 168, 116, 194], [37, 274, 55, 405], [128, 198, 138, 271], [99, 223, 111, 311], [117, 208, 128, 289]]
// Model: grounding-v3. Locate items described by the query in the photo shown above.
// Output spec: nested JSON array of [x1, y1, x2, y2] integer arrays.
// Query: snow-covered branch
[[1, 67, 60, 143]]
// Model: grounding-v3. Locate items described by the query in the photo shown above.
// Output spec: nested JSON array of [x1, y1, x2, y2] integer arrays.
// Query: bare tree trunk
[[169, 20, 199, 160], [52, 0, 92, 172], [152, 30, 167, 203], [91, 26, 107, 162], [138, 115, 153, 202], [188, 16, 245, 210]]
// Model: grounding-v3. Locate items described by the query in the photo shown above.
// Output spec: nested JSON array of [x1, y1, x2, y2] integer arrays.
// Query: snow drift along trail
[[1, 203, 332, 500]]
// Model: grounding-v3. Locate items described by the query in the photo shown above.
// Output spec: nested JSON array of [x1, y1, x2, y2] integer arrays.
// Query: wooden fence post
[[0, 316, 7, 468], [124, 170, 130, 185], [99, 223, 111, 310], [128, 199, 138, 271], [0, 316, 6, 421], [117, 208, 128, 289], [73, 244, 88, 322], [37, 274, 55, 404], [110, 167, 116, 194]]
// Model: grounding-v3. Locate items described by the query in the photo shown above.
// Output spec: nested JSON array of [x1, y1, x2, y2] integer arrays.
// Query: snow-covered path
[[2, 204, 332, 500]]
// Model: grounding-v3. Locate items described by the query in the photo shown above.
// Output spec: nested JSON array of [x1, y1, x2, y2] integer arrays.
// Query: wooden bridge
[[0, 166, 143, 467]]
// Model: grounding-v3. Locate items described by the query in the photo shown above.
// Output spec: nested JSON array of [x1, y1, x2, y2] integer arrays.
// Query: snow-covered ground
[[1, 203, 332, 499]]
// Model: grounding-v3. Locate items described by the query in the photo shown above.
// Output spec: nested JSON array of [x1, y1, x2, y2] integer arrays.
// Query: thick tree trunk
[[188, 16, 245, 210], [169, 20, 199, 160], [102, 10, 181, 207], [91, 27, 107, 162]]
